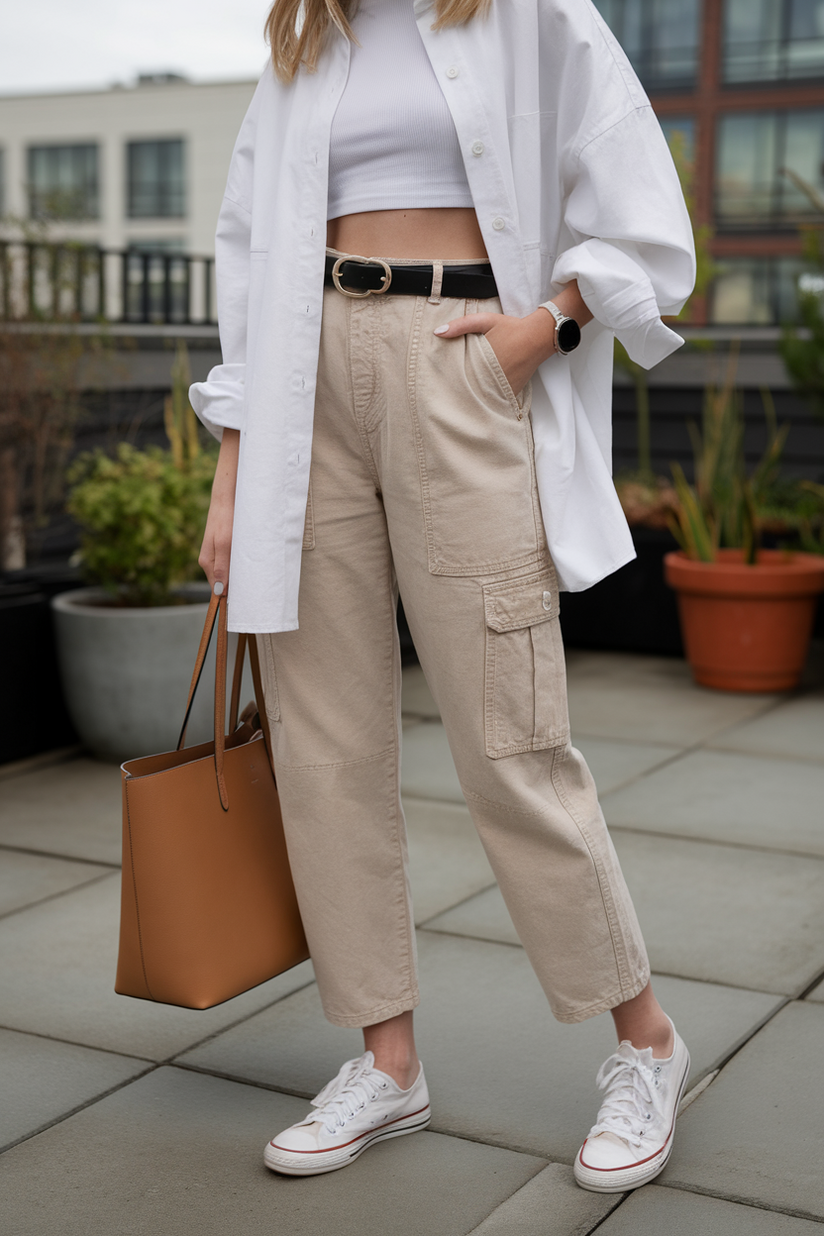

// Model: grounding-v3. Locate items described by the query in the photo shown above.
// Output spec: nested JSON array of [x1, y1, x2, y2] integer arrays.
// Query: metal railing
[[0, 241, 216, 327]]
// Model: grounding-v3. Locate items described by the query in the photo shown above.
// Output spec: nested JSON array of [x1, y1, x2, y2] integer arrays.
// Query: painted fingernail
[[213, 581, 225, 596], [433, 325, 449, 335]]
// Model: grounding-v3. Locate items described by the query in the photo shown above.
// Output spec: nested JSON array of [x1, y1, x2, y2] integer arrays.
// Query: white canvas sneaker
[[263, 1051, 431, 1176], [574, 1016, 690, 1193]]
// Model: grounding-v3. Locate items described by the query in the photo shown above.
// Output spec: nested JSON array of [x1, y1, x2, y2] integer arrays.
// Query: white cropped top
[[327, 0, 474, 220]]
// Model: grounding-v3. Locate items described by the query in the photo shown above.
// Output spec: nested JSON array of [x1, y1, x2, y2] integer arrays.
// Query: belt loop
[[428, 261, 444, 305]]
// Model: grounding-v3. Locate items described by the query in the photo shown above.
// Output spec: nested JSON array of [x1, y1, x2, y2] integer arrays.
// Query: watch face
[[558, 317, 582, 353]]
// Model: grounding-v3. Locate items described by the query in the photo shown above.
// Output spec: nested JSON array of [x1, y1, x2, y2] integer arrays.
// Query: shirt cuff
[[189, 363, 246, 441], [616, 310, 685, 369]]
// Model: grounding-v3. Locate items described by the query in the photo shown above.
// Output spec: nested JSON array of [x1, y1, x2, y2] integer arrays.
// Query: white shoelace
[[308, 1055, 390, 1135], [589, 1050, 667, 1149]]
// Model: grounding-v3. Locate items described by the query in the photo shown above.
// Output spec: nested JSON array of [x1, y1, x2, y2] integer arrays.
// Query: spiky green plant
[[669, 355, 788, 565], [778, 168, 824, 422]]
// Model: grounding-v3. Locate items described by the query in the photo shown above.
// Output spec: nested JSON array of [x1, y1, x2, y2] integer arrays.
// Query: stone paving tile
[[427, 833, 824, 996], [178, 932, 780, 1162], [425, 883, 519, 945], [572, 738, 682, 796], [708, 691, 824, 763], [401, 665, 440, 718], [0, 849, 111, 918], [404, 797, 495, 924], [465, 1163, 618, 1235], [594, 1186, 823, 1235], [401, 721, 464, 802], [564, 651, 777, 746], [661, 1002, 824, 1221], [0, 1067, 545, 1236], [0, 874, 315, 1059], [602, 749, 824, 857], [805, 976, 824, 1002], [0, 1026, 147, 1150], [0, 758, 122, 865]]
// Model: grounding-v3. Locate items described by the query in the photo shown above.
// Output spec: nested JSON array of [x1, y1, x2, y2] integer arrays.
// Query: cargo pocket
[[483, 567, 570, 759]]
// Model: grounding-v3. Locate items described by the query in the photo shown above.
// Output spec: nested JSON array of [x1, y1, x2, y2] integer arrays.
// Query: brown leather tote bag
[[115, 591, 309, 1009]]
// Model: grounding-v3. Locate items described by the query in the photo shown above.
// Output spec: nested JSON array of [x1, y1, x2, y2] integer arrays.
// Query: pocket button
[[542, 591, 552, 611]]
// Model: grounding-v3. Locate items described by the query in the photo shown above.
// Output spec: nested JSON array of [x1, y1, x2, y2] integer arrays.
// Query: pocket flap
[[483, 569, 558, 632]]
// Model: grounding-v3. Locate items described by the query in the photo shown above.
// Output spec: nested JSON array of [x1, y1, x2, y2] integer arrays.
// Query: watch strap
[[540, 300, 567, 329]]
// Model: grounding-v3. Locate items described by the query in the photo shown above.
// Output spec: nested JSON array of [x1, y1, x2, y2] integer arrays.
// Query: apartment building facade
[[594, 0, 824, 325], [0, 74, 257, 258]]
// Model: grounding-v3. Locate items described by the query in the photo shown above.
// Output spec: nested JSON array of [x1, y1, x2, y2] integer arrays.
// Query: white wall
[[0, 77, 257, 255]]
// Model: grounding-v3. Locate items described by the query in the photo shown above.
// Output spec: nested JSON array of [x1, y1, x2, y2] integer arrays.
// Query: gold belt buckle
[[331, 255, 393, 299]]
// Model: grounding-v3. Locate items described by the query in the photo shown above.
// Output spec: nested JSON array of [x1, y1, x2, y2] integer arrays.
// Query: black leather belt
[[324, 253, 498, 300]]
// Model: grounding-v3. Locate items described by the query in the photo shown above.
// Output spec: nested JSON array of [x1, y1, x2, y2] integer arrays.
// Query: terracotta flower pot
[[664, 549, 824, 693]]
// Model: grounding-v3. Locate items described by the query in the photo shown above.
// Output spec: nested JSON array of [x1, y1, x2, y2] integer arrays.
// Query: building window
[[592, 0, 701, 91], [127, 140, 185, 219], [724, 0, 824, 84], [716, 108, 824, 229], [27, 144, 99, 220], [711, 256, 808, 323]]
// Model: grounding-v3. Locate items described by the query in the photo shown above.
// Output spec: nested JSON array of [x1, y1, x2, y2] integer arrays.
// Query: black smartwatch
[[540, 300, 582, 355]]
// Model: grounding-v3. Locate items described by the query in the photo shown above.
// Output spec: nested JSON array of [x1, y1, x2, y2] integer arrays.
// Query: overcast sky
[[1, 0, 272, 94]]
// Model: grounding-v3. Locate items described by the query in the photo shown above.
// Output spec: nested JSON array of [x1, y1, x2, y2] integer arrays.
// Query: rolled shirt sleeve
[[189, 80, 262, 440], [552, 106, 696, 370], [189, 194, 253, 440], [189, 360, 246, 439]]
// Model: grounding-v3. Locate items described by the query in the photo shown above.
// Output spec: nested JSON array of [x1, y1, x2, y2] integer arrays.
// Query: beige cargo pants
[[258, 258, 650, 1029]]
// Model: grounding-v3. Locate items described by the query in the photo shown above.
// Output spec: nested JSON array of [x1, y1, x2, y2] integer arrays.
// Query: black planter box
[[0, 566, 84, 765], [559, 527, 684, 656]]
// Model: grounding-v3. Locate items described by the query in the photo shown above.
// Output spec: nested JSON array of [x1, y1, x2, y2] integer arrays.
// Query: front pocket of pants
[[410, 299, 544, 577], [474, 330, 529, 413], [483, 567, 570, 758]]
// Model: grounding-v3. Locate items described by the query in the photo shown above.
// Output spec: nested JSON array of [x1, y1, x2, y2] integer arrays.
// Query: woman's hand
[[433, 280, 593, 395], [434, 309, 556, 396], [199, 428, 240, 593]]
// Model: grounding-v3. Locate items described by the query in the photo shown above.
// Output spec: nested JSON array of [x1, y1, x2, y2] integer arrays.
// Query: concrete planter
[[51, 586, 253, 763]]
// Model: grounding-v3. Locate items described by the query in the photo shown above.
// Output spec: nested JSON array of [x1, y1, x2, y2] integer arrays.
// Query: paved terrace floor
[[1, 648, 823, 1235]]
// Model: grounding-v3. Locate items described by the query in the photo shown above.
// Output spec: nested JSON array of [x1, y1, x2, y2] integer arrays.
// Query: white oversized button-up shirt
[[190, 0, 696, 633]]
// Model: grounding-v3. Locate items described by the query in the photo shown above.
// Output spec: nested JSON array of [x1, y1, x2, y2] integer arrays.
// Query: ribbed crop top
[[327, 0, 474, 220]]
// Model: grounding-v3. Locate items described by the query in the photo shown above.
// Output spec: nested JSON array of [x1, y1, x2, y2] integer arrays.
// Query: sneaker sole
[[573, 1050, 691, 1194], [263, 1107, 431, 1176]]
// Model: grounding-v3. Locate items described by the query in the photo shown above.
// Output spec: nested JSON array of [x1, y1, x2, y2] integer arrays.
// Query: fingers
[[433, 313, 498, 338], [198, 525, 232, 593]]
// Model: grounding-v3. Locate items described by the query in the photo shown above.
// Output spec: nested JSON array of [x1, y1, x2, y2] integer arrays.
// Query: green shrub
[[67, 342, 216, 605]]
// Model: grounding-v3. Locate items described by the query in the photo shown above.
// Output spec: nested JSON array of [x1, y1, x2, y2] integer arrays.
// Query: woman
[[191, 0, 696, 1192]]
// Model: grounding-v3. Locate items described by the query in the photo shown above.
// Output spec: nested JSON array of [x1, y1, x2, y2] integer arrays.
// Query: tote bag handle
[[175, 592, 272, 811]]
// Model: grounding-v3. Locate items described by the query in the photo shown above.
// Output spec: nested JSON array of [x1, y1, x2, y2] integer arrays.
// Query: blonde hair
[[265, 0, 491, 82]]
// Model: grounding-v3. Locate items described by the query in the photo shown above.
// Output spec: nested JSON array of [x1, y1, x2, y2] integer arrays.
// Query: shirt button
[[542, 591, 552, 611], [445, 66, 459, 78], [471, 140, 485, 156], [492, 216, 505, 230]]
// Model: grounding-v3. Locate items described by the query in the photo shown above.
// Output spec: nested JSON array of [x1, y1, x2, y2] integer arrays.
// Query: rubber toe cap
[[269, 1121, 324, 1154], [580, 1132, 642, 1170]]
